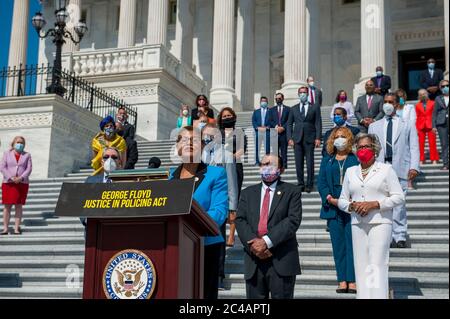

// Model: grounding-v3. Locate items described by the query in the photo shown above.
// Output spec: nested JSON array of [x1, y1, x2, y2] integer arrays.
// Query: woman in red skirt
[[0, 136, 32, 235]]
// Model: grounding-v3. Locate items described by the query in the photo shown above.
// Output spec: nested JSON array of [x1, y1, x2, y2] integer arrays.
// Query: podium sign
[[55, 178, 218, 299]]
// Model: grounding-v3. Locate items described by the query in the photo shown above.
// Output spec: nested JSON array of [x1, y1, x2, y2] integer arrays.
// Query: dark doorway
[[398, 47, 445, 100]]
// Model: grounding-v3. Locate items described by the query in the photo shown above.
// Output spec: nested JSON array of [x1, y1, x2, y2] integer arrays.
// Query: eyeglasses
[[103, 155, 118, 160], [356, 145, 372, 150], [179, 136, 202, 144]]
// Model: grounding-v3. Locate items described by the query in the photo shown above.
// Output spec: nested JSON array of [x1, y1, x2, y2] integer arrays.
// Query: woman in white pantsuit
[[338, 134, 405, 299]]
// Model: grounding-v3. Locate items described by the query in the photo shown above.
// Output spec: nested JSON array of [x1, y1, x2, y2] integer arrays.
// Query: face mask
[[104, 127, 115, 137], [334, 138, 347, 151], [308, 82, 315, 88], [198, 122, 207, 131], [442, 86, 449, 95], [182, 110, 189, 116], [357, 149, 375, 164], [14, 143, 24, 153], [104, 158, 117, 173], [333, 115, 346, 127], [421, 96, 427, 102], [299, 93, 308, 103], [376, 71, 383, 77], [203, 136, 214, 145], [276, 99, 283, 105], [260, 102, 268, 109], [428, 63, 435, 70], [339, 95, 347, 102], [396, 109, 404, 118], [383, 103, 395, 116], [221, 117, 236, 129], [399, 97, 405, 106], [261, 166, 281, 184]]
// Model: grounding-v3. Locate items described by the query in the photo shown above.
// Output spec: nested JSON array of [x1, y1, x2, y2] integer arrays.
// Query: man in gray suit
[[368, 93, 420, 248], [355, 80, 385, 133], [432, 80, 449, 170]]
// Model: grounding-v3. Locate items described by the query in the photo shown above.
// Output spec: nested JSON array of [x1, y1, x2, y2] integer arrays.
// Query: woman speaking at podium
[[170, 126, 229, 300]]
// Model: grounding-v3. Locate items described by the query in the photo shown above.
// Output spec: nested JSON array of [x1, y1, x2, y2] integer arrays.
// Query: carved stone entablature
[[51, 113, 98, 140], [0, 113, 53, 129], [104, 85, 158, 99], [395, 30, 444, 43]]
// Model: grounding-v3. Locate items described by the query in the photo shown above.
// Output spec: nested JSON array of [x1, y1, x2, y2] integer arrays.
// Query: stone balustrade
[[62, 44, 206, 95]]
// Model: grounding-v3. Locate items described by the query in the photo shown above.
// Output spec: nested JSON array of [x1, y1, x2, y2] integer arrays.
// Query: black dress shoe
[[396, 241, 407, 248], [336, 287, 348, 294], [347, 288, 357, 294], [390, 240, 397, 248], [305, 187, 313, 194]]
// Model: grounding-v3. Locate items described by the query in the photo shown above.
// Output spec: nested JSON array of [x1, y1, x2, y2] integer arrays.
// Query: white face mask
[[104, 158, 117, 174], [383, 103, 395, 116], [182, 110, 189, 116], [308, 82, 315, 88], [333, 137, 347, 151]]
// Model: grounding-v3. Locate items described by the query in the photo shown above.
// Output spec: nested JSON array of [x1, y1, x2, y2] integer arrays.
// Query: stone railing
[[62, 44, 206, 95]]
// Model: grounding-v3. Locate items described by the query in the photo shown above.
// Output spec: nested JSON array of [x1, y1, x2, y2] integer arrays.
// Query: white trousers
[[352, 223, 392, 299]]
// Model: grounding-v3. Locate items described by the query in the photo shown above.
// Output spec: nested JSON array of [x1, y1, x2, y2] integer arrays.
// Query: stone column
[[445, 0, 449, 79], [118, 0, 137, 48], [174, 0, 194, 67], [63, 0, 82, 52], [281, 0, 308, 105], [147, 0, 169, 46], [235, 0, 255, 111], [7, 0, 29, 96], [353, 0, 387, 102], [210, 0, 237, 110]]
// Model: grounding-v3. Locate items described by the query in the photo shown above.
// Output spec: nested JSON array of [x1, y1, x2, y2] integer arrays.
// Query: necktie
[[278, 106, 282, 126], [310, 89, 315, 105], [386, 117, 393, 159], [258, 187, 271, 237], [300, 103, 306, 120], [262, 109, 266, 126], [367, 95, 373, 110]]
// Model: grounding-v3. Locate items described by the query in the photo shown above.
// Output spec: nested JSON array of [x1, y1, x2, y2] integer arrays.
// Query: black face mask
[[276, 99, 283, 105], [221, 117, 236, 129]]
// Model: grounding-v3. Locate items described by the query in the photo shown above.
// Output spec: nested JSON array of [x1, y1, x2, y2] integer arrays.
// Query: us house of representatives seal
[[103, 249, 157, 299]]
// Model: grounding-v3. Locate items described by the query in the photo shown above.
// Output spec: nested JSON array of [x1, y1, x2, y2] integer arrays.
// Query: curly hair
[[326, 127, 354, 156]]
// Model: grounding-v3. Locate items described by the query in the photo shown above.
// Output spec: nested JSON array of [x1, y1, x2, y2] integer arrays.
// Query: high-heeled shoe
[[336, 283, 348, 294]]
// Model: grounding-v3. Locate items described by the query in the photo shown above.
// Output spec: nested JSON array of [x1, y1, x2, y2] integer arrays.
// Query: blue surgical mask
[[203, 136, 214, 145], [333, 115, 346, 127], [14, 143, 25, 153], [198, 122, 207, 131], [428, 63, 435, 70], [260, 102, 268, 109], [376, 71, 383, 77], [299, 93, 308, 103], [442, 86, 449, 95], [396, 109, 404, 118], [399, 97, 405, 106]]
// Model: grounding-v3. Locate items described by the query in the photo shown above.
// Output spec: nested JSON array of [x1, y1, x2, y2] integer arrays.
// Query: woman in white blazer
[[338, 133, 405, 299]]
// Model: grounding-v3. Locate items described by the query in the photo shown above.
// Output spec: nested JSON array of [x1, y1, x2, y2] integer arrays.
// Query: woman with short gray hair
[[338, 133, 405, 299]]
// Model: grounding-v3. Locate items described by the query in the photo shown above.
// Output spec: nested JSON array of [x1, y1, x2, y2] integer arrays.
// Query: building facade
[[7, 0, 449, 140]]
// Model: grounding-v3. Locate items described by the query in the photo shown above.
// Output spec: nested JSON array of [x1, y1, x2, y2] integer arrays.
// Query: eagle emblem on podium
[[103, 249, 157, 299]]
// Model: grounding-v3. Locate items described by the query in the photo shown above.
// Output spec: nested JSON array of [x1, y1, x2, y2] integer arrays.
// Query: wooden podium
[[54, 175, 219, 299]]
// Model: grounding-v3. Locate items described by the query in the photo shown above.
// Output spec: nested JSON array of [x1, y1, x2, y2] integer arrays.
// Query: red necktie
[[258, 188, 271, 237], [310, 89, 315, 105], [367, 95, 373, 110]]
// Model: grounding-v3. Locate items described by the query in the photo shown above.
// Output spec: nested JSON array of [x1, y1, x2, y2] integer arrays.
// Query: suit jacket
[[321, 125, 360, 156], [192, 107, 215, 120], [269, 104, 291, 136], [318, 153, 360, 219], [124, 138, 138, 170], [118, 122, 135, 141], [235, 181, 302, 279], [371, 75, 392, 95], [287, 102, 322, 143], [170, 163, 228, 246], [354, 94, 384, 125], [338, 161, 405, 225], [252, 108, 276, 131], [0, 150, 32, 183], [368, 116, 420, 179], [415, 100, 435, 131], [433, 95, 449, 128], [308, 87, 323, 106], [420, 68, 444, 90]]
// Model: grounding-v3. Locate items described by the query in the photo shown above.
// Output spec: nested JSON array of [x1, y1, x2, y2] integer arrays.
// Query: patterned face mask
[[260, 166, 281, 184]]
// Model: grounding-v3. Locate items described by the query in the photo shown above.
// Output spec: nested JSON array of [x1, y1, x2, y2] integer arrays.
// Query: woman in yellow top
[[91, 115, 127, 175]]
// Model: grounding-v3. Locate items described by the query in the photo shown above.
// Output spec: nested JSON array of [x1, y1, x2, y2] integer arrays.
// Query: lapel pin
[[195, 177, 199, 182], [277, 191, 282, 195]]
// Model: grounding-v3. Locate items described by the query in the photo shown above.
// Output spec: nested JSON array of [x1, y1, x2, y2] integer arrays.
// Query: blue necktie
[[386, 117, 393, 159], [300, 103, 306, 120]]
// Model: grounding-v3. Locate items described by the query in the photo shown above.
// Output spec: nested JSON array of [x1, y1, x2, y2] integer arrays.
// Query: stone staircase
[[0, 106, 448, 299]]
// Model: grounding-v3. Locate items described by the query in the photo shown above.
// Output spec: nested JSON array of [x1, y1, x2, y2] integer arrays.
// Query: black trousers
[[204, 243, 222, 299], [246, 260, 296, 299], [278, 134, 288, 169], [437, 125, 449, 167], [218, 224, 226, 279], [236, 163, 244, 199], [293, 139, 315, 188]]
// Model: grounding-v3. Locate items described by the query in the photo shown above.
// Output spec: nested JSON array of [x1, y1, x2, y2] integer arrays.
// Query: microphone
[[148, 157, 161, 169]]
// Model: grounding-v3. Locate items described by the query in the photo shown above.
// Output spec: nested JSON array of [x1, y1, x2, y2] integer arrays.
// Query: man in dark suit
[[307, 75, 323, 107], [287, 86, 322, 193], [354, 80, 384, 133], [235, 154, 302, 299], [269, 92, 291, 168], [322, 107, 360, 156], [116, 107, 135, 140], [252, 96, 276, 165], [371, 66, 391, 96], [432, 79, 449, 170], [420, 58, 444, 100]]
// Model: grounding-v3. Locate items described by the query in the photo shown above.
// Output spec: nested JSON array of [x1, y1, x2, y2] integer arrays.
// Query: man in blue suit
[[252, 96, 276, 165], [269, 93, 291, 169], [322, 107, 360, 156]]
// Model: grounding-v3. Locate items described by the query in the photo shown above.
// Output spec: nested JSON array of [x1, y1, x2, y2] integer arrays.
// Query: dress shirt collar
[[262, 180, 278, 193]]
